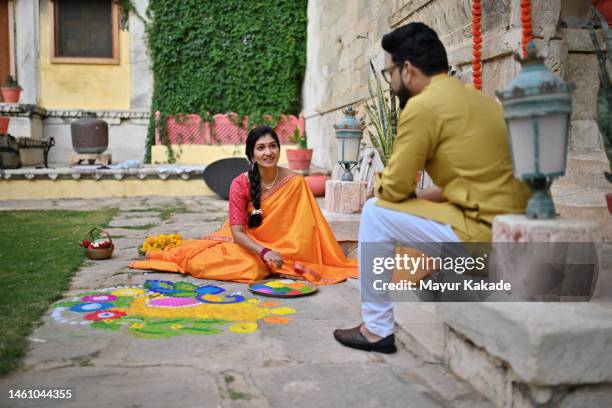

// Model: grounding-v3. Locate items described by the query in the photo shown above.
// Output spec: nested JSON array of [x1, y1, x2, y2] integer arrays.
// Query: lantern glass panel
[[538, 113, 568, 175], [508, 117, 536, 178], [337, 137, 361, 163]]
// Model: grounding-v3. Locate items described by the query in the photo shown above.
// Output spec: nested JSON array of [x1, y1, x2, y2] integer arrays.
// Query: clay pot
[[1, 87, 21, 103], [606, 192, 612, 214], [286, 148, 313, 170], [0, 117, 8, 134], [71, 112, 109, 154], [305, 174, 329, 197], [593, 0, 612, 27]]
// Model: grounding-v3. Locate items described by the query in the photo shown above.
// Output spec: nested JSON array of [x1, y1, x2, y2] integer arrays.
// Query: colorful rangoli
[[51, 280, 296, 339]]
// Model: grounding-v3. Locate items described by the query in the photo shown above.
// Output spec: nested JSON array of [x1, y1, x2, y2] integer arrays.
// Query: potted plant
[[364, 59, 424, 190], [1, 76, 21, 103], [286, 127, 312, 170], [364, 59, 399, 166]]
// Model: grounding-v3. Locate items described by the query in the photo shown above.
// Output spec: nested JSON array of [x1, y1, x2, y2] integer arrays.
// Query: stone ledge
[[493, 215, 602, 242], [0, 165, 206, 181], [0, 104, 150, 120], [439, 303, 612, 386]]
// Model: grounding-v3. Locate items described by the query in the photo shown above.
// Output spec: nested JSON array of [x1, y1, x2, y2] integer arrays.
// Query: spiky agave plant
[[364, 59, 399, 166], [589, 7, 612, 182]]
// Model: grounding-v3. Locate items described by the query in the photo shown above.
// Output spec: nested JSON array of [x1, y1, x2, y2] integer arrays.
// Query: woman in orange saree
[[129, 126, 357, 284]]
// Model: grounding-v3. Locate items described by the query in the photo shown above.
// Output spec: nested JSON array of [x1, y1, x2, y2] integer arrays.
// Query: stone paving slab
[[250, 363, 444, 408], [103, 227, 150, 239], [0, 195, 488, 407], [117, 211, 161, 219], [0, 366, 219, 408], [108, 217, 160, 228]]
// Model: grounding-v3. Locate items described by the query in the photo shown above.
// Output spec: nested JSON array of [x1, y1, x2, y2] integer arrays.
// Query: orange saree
[[129, 174, 357, 284]]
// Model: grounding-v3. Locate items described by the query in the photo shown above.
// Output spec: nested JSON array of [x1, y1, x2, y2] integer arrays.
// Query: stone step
[[556, 151, 610, 189], [439, 303, 612, 406], [551, 184, 611, 240]]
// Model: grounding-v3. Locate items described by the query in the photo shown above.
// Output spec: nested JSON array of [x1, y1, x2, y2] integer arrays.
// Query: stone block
[[324, 180, 367, 213], [569, 119, 604, 152], [491, 215, 602, 301], [568, 54, 600, 121], [562, 28, 609, 52], [439, 302, 612, 385], [444, 326, 513, 406], [444, 321, 612, 408]]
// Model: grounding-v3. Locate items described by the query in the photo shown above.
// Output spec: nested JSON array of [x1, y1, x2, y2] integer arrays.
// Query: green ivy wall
[[144, 0, 308, 162]]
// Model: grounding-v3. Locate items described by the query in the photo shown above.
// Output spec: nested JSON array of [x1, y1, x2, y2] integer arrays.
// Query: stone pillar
[[128, 0, 152, 110], [324, 180, 367, 213], [13, 0, 40, 105], [491, 215, 602, 301]]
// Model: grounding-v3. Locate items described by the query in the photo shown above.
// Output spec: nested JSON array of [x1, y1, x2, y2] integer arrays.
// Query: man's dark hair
[[381, 23, 448, 76]]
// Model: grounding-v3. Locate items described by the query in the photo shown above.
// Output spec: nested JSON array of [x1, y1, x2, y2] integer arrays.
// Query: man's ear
[[401, 60, 413, 84]]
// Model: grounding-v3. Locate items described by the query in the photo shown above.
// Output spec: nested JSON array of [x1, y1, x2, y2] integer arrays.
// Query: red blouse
[[229, 173, 251, 226]]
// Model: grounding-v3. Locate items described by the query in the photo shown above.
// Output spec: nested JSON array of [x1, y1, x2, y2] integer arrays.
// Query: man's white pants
[[359, 198, 460, 338]]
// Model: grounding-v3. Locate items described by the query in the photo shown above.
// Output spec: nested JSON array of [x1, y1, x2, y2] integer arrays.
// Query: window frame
[[50, 0, 120, 65]]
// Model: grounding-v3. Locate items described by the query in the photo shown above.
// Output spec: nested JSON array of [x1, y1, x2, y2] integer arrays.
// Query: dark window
[[55, 0, 113, 58]]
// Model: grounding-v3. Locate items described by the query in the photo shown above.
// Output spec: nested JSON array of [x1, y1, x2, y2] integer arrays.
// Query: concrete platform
[[0, 165, 213, 200]]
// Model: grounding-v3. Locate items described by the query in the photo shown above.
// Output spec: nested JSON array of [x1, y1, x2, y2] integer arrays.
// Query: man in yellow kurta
[[334, 23, 531, 354]]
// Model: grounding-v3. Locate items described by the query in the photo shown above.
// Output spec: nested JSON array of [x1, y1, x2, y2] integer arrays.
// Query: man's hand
[[416, 186, 446, 202]]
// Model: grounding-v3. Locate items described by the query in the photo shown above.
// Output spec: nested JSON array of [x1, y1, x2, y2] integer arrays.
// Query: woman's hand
[[263, 250, 283, 270]]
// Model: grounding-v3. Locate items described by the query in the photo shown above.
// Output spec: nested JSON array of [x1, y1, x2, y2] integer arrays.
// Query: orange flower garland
[[472, 0, 483, 90], [521, 0, 533, 57]]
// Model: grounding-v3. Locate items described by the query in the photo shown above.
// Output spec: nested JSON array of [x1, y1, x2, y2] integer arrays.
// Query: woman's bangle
[[259, 247, 271, 262]]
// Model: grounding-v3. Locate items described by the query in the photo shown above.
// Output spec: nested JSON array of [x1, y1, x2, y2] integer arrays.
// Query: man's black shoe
[[333, 325, 397, 354]]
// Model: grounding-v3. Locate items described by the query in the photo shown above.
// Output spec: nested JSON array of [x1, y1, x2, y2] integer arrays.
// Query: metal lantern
[[333, 106, 364, 181], [496, 43, 572, 219]]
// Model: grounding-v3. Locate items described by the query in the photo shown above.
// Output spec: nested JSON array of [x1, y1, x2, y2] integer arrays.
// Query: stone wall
[[303, 0, 608, 168], [303, 0, 395, 170]]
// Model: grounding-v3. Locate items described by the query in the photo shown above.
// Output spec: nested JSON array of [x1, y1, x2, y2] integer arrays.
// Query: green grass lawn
[[0, 209, 117, 376]]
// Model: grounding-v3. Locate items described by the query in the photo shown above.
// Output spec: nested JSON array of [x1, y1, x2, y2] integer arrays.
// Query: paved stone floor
[[0, 196, 491, 408]]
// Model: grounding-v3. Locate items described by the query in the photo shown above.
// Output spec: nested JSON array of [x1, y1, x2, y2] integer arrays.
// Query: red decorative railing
[[154, 112, 304, 145]]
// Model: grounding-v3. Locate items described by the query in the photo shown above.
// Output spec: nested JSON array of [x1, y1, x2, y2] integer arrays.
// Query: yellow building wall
[[0, 179, 214, 200], [151, 145, 292, 165], [38, 0, 131, 110]]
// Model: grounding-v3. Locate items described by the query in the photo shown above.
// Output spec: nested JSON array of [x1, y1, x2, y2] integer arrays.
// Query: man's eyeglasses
[[380, 64, 400, 84]]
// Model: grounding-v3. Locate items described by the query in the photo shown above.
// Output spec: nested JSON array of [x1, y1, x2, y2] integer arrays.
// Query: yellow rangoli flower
[[228, 322, 258, 334]]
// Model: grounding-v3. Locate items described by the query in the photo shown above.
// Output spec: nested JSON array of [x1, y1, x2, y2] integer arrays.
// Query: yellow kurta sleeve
[[375, 100, 439, 202]]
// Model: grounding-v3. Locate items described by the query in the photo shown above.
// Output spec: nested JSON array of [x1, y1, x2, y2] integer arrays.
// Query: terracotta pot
[[0, 117, 8, 134], [1, 87, 21, 103], [305, 174, 329, 197], [606, 192, 612, 214], [286, 148, 313, 170], [593, 0, 612, 27]]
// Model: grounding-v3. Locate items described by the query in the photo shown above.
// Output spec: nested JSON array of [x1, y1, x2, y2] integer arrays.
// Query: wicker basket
[[83, 227, 114, 260]]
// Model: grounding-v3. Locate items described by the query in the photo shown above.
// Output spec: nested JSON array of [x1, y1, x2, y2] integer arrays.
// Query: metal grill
[[155, 112, 304, 145]]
